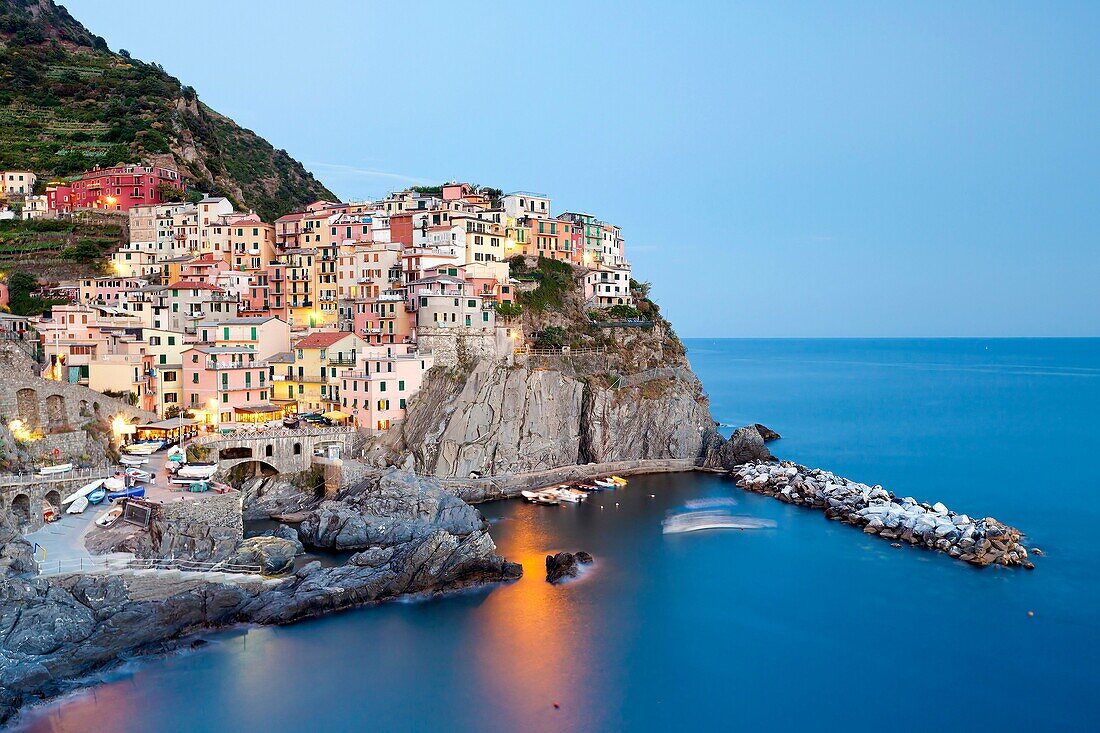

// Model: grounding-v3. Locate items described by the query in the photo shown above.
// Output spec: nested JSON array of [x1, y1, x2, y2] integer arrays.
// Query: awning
[[234, 403, 280, 414], [136, 418, 199, 430], [321, 410, 351, 421]]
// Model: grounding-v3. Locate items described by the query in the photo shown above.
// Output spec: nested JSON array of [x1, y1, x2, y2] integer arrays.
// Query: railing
[[205, 359, 265, 370], [515, 346, 607, 357], [35, 555, 263, 577], [328, 357, 356, 366], [0, 466, 105, 488], [193, 425, 357, 444]]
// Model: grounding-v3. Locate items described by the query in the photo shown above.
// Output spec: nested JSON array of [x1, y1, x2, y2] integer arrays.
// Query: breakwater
[[731, 461, 1034, 568]]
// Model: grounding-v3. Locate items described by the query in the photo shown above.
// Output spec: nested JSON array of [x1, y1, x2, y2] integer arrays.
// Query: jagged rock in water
[[241, 476, 317, 521], [545, 551, 593, 584], [753, 424, 781, 442], [699, 425, 775, 469]]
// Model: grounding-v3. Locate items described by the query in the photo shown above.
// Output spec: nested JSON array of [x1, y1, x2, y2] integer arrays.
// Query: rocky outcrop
[[297, 470, 483, 550], [699, 425, 775, 469], [0, 515, 34, 578], [228, 537, 299, 575], [0, 467, 520, 725], [240, 475, 316, 521], [369, 361, 714, 478], [545, 551, 593, 584], [731, 461, 1034, 568]]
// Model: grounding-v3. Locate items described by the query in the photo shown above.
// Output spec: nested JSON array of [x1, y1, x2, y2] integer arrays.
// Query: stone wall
[[0, 372, 153, 434], [415, 326, 513, 368], [148, 494, 243, 561]]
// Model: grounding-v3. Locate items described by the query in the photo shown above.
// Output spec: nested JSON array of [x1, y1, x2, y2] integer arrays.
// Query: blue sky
[[63, 0, 1100, 337]]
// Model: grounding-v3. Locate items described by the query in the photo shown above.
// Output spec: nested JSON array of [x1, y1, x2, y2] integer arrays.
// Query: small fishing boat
[[108, 486, 145, 502], [124, 468, 154, 483], [610, 476, 628, 486], [120, 455, 149, 466], [38, 462, 74, 475], [521, 490, 544, 503], [172, 463, 218, 479], [575, 483, 599, 491], [104, 477, 125, 492], [66, 495, 90, 514], [87, 487, 107, 505], [95, 506, 124, 528], [594, 479, 617, 489], [557, 487, 587, 503], [61, 479, 104, 505], [43, 503, 60, 523]]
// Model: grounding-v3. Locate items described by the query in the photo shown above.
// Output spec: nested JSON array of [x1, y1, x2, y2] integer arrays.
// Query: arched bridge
[[195, 427, 364, 475]]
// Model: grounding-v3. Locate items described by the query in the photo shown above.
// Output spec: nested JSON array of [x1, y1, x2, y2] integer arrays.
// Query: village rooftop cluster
[[0, 164, 633, 432]]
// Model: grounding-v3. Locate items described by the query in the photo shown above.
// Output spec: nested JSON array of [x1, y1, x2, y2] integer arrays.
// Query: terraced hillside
[[0, 0, 335, 220]]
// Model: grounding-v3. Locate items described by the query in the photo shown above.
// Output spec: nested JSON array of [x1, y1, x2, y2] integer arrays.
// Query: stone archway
[[79, 400, 90, 417], [44, 489, 61, 509], [226, 460, 281, 486], [16, 387, 39, 428], [45, 394, 67, 431], [11, 494, 31, 526], [218, 446, 253, 461]]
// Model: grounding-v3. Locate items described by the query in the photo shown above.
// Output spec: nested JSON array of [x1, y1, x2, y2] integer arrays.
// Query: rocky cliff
[[0, 467, 519, 725]]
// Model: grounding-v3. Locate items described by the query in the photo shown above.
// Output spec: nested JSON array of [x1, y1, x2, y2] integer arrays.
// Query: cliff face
[[372, 359, 715, 479]]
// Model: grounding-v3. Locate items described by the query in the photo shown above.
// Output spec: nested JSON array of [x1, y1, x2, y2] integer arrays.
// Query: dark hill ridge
[[0, 0, 334, 220]]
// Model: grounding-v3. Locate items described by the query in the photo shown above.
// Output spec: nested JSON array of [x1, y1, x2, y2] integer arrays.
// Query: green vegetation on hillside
[[2, 270, 64, 315], [514, 255, 575, 312], [0, 217, 121, 268], [0, 0, 335, 220]]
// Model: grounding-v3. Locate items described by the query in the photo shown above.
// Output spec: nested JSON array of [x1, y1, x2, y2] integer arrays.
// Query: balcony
[[327, 356, 357, 367], [206, 359, 265, 370]]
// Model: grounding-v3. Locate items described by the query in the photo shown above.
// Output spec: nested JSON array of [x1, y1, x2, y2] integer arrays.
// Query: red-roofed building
[[47, 164, 183, 213], [279, 330, 367, 412]]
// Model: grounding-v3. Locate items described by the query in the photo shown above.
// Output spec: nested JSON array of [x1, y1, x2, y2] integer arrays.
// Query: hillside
[[0, 0, 334, 220]]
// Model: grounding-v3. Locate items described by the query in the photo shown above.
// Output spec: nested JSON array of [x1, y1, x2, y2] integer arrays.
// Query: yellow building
[[283, 331, 367, 413]]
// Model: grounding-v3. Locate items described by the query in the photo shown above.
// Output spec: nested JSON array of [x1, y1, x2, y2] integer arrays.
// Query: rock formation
[[545, 550, 594, 584], [731, 461, 1033, 568]]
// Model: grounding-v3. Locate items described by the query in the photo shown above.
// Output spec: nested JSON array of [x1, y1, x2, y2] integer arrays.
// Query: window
[[168, 336, 176, 345], [398, 380, 405, 391], [399, 398, 406, 409]]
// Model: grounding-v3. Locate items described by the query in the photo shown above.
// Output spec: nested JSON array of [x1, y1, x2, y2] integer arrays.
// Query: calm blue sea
[[13, 339, 1100, 732]]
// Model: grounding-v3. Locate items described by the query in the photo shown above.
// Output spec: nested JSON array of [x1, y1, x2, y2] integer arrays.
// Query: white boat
[[173, 463, 218, 479], [38, 462, 74, 475], [594, 479, 617, 489], [120, 455, 149, 466], [521, 490, 544, 503], [61, 479, 104, 505], [123, 441, 164, 455], [104, 477, 125, 491], [124, 468, 153, 483], [557, 487, 587, 503], [66, 495, 90, 514], [95, 506, 124, 528], [662, 510, 777, 535]]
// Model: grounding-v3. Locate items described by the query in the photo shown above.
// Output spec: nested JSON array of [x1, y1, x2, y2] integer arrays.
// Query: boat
[[556, 487, 587, 503], [575, 483, 599, 491], [61, 479, 104, 505], [187, 480, 211, 493], [123, 440, 164, 455], [108, 486, 145, 502], [120, 455, 149, 466], [594, 479, 617, 489], [521, 490, 544, 503], [95, 506, 124, 528], [87, 487, 107, 505], [662, 510, 777, 535], [43, 503, 59, 523], [610, 476, 628, 486], [172, 463, 218, 479], [38, 462, 74, 475], [66, 495, 89, 514], [124, 468, 154, 483], [104, 477, 125, 492], [522, 489, 562, 505]]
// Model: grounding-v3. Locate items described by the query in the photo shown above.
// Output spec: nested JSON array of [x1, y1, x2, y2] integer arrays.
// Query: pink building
[[336, 347, 434, 432], [181, 345, 273, 425]]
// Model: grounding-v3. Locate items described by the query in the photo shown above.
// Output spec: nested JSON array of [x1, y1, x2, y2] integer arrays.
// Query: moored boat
[[66, 495, 89, 514], [95, 506, 124, 528], [610, 476, 628, 486], [120, 455, 148, 466], [87, 487, 107, 505], [108, 486, 145, 502], [594, 479, 617, 489], [38, 462, 74, 475], [123, 440, 164, 455], [61, 479, 104, 505], [172, 463, 217, 479]]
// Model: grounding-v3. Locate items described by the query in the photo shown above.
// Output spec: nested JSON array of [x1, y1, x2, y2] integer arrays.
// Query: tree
[[534, 326, 566, 350]]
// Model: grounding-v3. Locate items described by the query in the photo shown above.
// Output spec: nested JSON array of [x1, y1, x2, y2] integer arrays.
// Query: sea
[[13, 339, 1099, 732]]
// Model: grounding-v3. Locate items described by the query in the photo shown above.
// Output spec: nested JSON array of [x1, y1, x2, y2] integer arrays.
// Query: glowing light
[[8, 419, 42, 443], [111, 414, 134, 439], [505, 238, 516, 251], [103, 195, 118, 206]]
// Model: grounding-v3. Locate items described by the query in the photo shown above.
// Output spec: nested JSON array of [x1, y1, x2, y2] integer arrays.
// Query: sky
[[61, 0, 1100, 337]]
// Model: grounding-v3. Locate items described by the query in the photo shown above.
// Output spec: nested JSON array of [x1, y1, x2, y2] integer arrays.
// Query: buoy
[[1027, 610, 1035, 617], [650, 494, 655, 498], [553, 702, 560, 709]]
